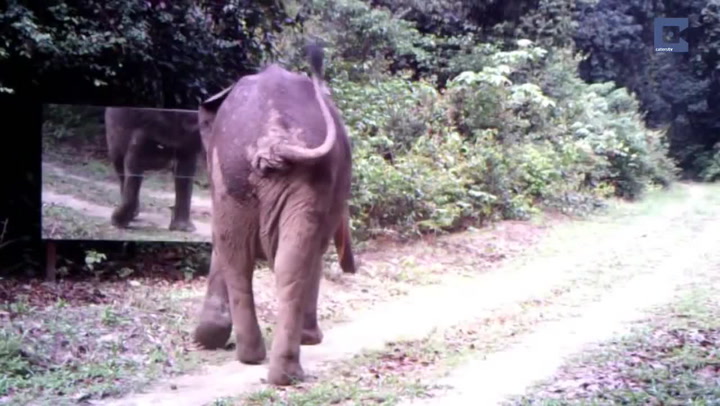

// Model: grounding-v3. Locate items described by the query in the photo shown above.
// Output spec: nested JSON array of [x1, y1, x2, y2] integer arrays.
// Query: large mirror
[[41, 104, 212, 242]]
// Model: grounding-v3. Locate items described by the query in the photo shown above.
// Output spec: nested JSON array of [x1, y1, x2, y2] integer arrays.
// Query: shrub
[[336, 40, 678, 239], [696, 142, 720, 182]]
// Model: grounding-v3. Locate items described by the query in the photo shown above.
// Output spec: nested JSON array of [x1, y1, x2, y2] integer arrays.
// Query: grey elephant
[[191, 43, 353, 385], [105, 107, 203, 231]]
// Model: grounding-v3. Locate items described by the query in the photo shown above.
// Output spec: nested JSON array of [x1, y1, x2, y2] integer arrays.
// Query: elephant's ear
[[198, 84, 234, 150]]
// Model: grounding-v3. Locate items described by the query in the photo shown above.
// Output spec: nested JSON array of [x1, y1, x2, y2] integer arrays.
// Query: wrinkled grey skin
[[105, 107, 202, 231], [192, 44, 353, 385]]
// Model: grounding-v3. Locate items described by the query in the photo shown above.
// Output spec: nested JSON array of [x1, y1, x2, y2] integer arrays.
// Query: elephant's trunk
[[272, 44, 337, 163]]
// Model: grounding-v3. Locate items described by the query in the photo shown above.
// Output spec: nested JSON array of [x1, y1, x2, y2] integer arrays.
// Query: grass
[[41, 150, 213, 242], [42, 169, 170, 213], [42, 205, 109, 240], [237, 346, 439, 406], [505, 274, 720, 405], [2, 209, 553, 405], [0, 280, 205, 405], [42, 166, 211, 218]]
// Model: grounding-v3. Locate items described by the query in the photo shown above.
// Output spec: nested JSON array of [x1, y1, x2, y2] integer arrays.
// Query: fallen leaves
[[0, 280, 110, 309], [510, 321, 720, 404]]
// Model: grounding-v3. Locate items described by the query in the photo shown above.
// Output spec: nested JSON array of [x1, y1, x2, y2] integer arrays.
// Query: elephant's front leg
[[113, 155, 140, 219], [169, 149, 197, 232], [193, 249, 232, 350], [112, 156, 140, 221], [111, 148, 144, 228]]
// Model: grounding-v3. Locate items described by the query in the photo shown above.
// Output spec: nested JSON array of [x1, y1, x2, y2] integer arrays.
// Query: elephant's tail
[[272, 43, 337, 164]]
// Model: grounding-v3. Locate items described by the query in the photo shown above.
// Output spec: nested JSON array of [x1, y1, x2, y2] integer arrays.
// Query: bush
[[41, 105, 104, 143], [334, 40, 678, 239], [331, 75, 445, 157], [696, 143, 720, 182]]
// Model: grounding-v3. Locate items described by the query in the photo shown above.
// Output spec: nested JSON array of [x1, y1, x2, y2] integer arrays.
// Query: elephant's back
[[104, 107, 200, 150]]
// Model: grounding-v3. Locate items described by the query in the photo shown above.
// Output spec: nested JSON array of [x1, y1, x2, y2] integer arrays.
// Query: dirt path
[[95, 183, 718, 406], [41, 160, 212, 240], [402, 204, 720, 404], [42, 162, 213, 209], [42, 190, 212, 238]]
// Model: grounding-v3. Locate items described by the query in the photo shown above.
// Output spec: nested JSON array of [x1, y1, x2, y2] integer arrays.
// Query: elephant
[[192, 43, 353, 385], [105, 107, 203, 232]]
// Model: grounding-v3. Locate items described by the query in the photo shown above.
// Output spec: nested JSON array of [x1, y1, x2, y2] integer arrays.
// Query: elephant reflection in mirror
[[105, 107, 203, 231]]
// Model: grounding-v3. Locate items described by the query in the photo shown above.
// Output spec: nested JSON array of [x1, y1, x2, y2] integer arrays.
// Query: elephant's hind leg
[[215, 213, 266, 364], [266, 208, 329, 386]]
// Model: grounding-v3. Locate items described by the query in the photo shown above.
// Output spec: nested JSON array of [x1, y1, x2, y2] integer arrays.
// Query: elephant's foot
[[111, 205, 137, 228], [193, 321, 232, 350], [301, 326, 323, 345], [267, 357, 304, 386], [169, 219, 196, 232], [236, 336, 267, 364]]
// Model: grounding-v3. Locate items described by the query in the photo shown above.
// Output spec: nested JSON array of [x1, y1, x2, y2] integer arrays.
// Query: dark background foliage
[[572, 0, 720, 177]]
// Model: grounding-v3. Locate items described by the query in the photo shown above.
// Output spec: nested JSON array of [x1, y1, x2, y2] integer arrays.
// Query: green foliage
[[446, 42, 553, 143], [336, 40, 677, 238], [515, 0, 580, 48], [84, 249, 107, 275], [696, 143, 720, 182], [566, 84, 678, 198], [331, 75, 443, 155], [41, 104, 105, 151], [0, 329, 33, 392]]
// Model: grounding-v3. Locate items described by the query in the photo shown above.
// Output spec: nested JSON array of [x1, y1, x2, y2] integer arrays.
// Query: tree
[[0, 0, 295, 108], [573, 0, 720, 176]]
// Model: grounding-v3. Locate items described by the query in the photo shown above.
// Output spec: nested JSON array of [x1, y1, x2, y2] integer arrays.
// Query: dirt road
[[94, 182, 720, 406], [41, 161, 212, 242]]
